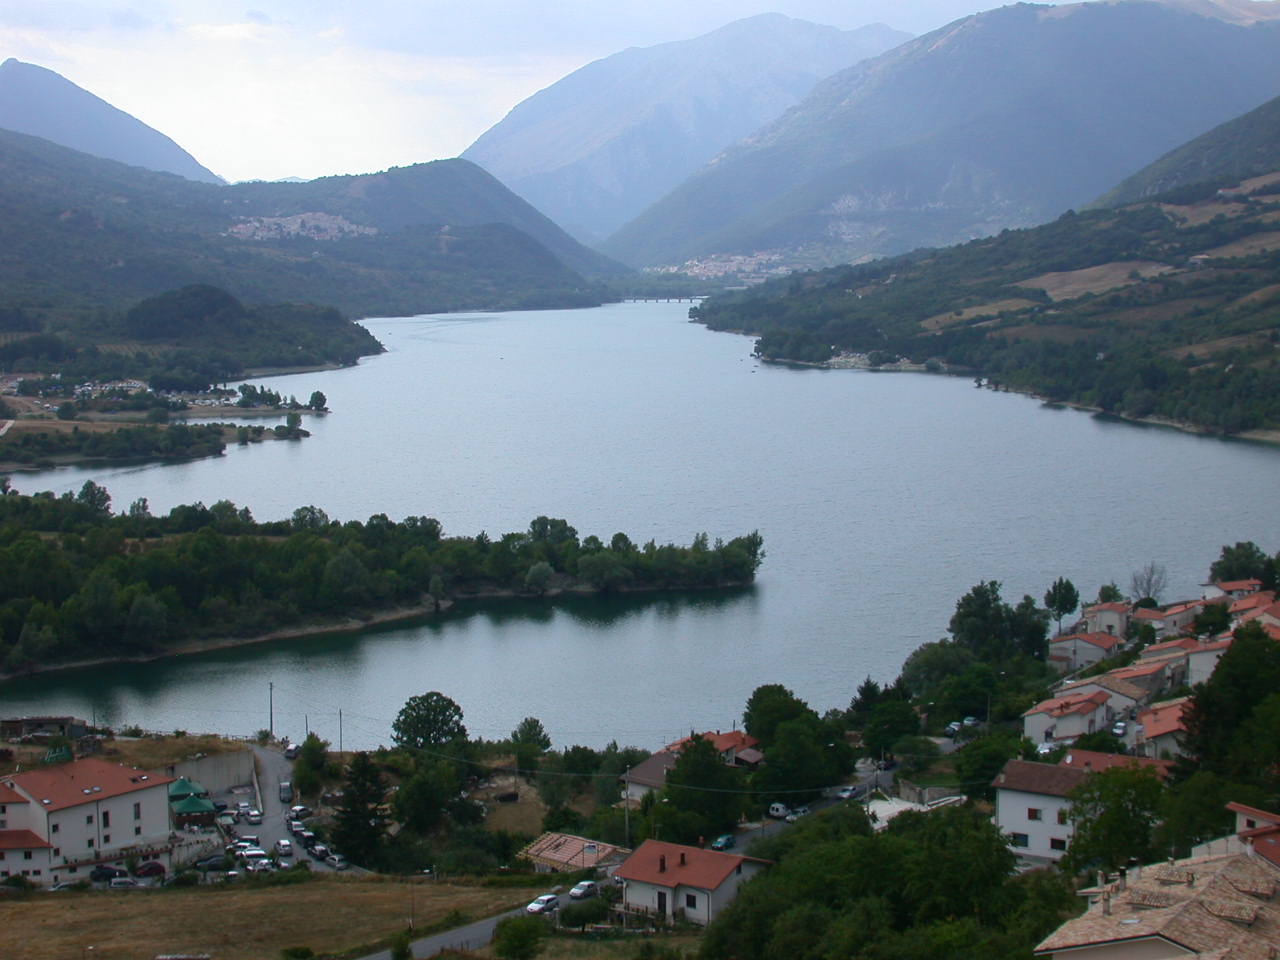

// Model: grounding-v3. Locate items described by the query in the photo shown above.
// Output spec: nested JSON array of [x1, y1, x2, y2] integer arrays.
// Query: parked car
[[239, 848, 270, 863], [275, 839, 293, 858], [109, 877, 141, 888], [284, 742, 299, 759], [195, 855, 229, 872], [767, 802, 792, 819], [245, 859, 275, 874], [310, 843, 330, 861], [236, 801, 251, 815], [569, 881, 597, 899], [133, 861, 166, 878], [325, 853, 349, 871], [836, 785, 862, 800], [1112, 720, 1128, 737], [785, 805, 811, 823], [289, 805, 313, 820], [944, 721, 963, 737], [246, 809, 263, 825], [212, 801, 228, 812], [526, 894, 559, 914], [963, 716, 980, 728], [90, 865, 128, 882], [710, 834, 736, 851], [278, 781, 294, 803], [298, 830, 317, 848]]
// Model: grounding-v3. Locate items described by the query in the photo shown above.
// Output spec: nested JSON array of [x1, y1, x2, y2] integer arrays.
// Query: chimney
[[1119, 868, 1127, 891], [1102, 891, 1111, 916], [659, 855, 666, 873], [680, 852, 686, 866], [1097, 870, 1107, 889]]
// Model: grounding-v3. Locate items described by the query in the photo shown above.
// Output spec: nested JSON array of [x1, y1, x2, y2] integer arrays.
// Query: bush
[[560, 897, 610, 928], [493, 915, 549, 959]]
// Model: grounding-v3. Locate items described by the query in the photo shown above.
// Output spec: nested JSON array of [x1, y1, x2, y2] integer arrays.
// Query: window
[[1057, 809, 1068, 825], [134, 826, 141, 836], [1247, 819, 1257, 829], [0, 852, 5, 860], [0, 819, 5, 829], [52, 848, 59, 857], [133, 802, 141, 820], [103, 834, 110, 845], [685, 893, 697, 910], [51, 823, 59, 834], [1050, 838, 1067, 851], [1028, 808, 1042, 821], [735, 864, 742, 875], [1010, 833, 1029, 848], [0, 804, 6, 813], [86, 839, 94, 849], [85, 815, 92, 825], [101, 811, 110, 828], [23, 851, 31, 861]]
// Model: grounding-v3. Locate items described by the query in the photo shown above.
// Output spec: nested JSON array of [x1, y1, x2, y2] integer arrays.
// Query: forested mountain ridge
[[462, 14, 908, 244], [0, 128, 620, 321], [1098, 91, 1280, 207], [690, 170, 1280, 435], [602, 1, 1280, 271], [0, 58, 222, 184]]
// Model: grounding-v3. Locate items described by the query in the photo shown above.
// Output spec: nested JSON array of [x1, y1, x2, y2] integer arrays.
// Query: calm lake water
[[4, 302, 1278, 749]]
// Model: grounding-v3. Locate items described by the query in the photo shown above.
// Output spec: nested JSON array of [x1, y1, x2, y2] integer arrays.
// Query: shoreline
[[0, 580, 754, 684], [754, 353, 1280, 448]]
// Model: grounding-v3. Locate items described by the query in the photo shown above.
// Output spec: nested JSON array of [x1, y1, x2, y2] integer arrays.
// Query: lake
[[4, 302, 1278, 750]]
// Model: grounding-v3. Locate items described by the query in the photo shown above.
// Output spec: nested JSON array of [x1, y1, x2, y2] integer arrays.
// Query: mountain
[[0, 58, 222, 184], [0, 128, 621, 319], [462, 14, 909, 243], [688, 166, 1280, 434], [602, 0, 1280, 271], [1098, 91, 1280, 206]]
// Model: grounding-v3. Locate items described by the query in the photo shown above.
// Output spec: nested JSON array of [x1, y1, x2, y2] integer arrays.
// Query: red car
[[133, 861, 166, 878]]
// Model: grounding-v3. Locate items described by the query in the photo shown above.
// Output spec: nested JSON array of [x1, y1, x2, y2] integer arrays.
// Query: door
[[657, 890, 667, 917]]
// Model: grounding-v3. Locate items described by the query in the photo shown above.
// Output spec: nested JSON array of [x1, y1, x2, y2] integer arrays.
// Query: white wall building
[[0, 757, 174, 885], [614, 840, 768, 926]]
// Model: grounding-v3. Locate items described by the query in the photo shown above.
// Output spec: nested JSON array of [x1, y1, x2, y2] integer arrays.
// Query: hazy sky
[[1, 1, 1064, 181]]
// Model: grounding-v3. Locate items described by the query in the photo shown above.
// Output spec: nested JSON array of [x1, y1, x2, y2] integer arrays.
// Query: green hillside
[[0, 128, 620, 321], [1098, 92, 1280, 206], [690, 173, 1280, 434]]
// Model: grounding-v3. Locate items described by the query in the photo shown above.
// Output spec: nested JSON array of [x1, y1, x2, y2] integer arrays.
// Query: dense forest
[[0, 284, 383, 390], [0, 422, 230, 467], [0, 481, 764, 674], [691, 176, 1280, 433]]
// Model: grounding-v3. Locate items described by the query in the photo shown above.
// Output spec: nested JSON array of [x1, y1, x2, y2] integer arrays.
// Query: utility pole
[[269, 682, 274, 739], [623, 766, 631, 847], [339, 709, 343, 754], [305, 714, 309, 738]]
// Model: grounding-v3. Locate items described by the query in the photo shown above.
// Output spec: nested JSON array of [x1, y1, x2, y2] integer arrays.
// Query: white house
[[1022, 690, 1111, 745], [614, 840, 769, 926], [992, 760, 1089, 864], [1082, 601, 1130, 637], [1048, 632, 1123, 672], [1136, 697, 1190, 760], [0, 757, 174, 885]]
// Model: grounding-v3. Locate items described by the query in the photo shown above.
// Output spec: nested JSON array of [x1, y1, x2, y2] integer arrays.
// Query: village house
[[1228, 589, 1275, 626], [994, 753, 1171, 866], [517, 832, 630, 875], [0, 716, 91, 742], [0, 757, 174, 885], [1188, 636, 1234, 686], [1108, 651, 1187, 698], [1201, 578, 1263, 602], [1083, 601, 1130, 636], [1023, 690, 1112, 746], [1135, 697, 1191, 759], [664, 730, 763, 769], [620, 751, 679, 803], [614, 839, 769, 926], [1035, 846, 1280, 958], [1049, 632, 1124, 673]]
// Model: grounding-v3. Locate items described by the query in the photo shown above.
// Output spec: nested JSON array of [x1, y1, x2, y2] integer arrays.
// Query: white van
[[768, 802, 792, 819]]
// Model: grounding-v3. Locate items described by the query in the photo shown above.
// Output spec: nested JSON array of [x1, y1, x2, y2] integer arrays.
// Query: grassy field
[[0, 734, 246, 778], [464, 933, 701, 959], [0, 876, 523, 960]]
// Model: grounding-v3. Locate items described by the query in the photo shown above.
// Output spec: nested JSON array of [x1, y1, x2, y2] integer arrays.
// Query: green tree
[[948, 581, 1011, 660], [330, 751, 387, 865], [523, 561, 554, 596], [1180, 621, 1280, 779], [492, 915, 548, 960], [864, 700, 919, 758], [511, 716, 552, 752], [1096, 583, 1124, 603], [388, 931, 411, 960], [392, 692, 467, 751], [954, 731, 1024, 801], [665, 734, 745, 831], [1043, 577, 1080, 634], [1209, 541, 1270, 582], [1062, 766, 1163, 873], [394, 760, 459, 833], [892, 735, 941, 776], [428, 574, 445, 613], [897, 643, 974, 701], [1192, 601, 1231, 637], [743, 684, 816, 748], [307, 390, 327, 411]]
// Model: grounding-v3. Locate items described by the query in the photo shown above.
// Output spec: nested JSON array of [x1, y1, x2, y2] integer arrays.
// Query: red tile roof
[[0, 829, 51, 850], [1226, 801, 1280, 825], [1024, 689, 1110, 719], [1111, 659, 1170, 679], [665, 730, 760, 755], [0, 783, 27, 804], [1051, 632, 1123, 651], [1057, 749, 1173, 780], [615, 840, 768, 891], [1085, 602, 1130, 614], [1142, 637, 1200, 657], [992, 759, 1091, 798], [1139, 698, 1190, 741], [1216, 579, 1262, 593], [1229, 591, 1275, 615], [2, 757, 172, 812]]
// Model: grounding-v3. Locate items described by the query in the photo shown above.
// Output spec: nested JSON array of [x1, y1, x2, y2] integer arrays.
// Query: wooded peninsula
[[0, 480, 764, 675]]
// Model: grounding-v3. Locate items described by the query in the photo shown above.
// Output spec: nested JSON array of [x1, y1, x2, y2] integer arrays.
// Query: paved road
[[248, 743, 343, 873], [358, 907, 527, 960]]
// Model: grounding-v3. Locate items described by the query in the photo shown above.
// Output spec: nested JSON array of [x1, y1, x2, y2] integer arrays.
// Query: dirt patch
[[0, 877, 520, 960], [1226, 283, 1280, 310], [1235, 171, 1280, 195], [922, 298, 1038, 330], [1015, 261, 1173, 301], [476, 771, 548, 835], [1166, 333, 1273, 360], [1201, 231, 1280, 260], [1159, 200, 1249, 227]]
